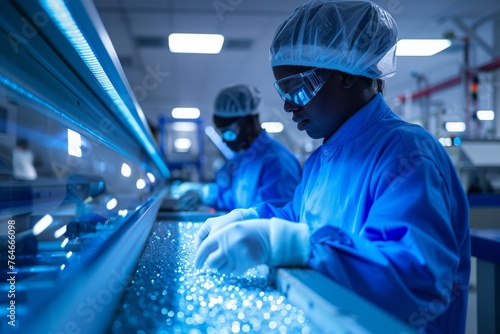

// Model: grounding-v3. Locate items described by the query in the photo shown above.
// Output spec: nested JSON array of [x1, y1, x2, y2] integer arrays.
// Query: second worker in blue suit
[[178, 84, 302, 211]]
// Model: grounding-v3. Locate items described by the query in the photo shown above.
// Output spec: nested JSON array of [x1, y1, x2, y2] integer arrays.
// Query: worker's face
[[214, 116, 251, 152], [273, 65, 346, 141]]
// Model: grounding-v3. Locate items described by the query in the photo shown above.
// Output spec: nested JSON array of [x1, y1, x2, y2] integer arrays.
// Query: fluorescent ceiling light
[[168, 33, 224, 54], [261, 122, 284, 133], [172, 107, 201, 119], [174, 138, 192, 151], [477, 110, 495, 121], [445, 122, 466, 133], [396, 39, 451, 56]]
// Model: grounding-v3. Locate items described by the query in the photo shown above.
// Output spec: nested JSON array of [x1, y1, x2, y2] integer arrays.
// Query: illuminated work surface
[[109, 220, 415, 334], [109, 221, 317, 333]]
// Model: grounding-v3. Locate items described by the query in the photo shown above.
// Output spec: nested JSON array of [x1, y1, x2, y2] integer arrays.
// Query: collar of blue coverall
[[322, 93, 391, 148]]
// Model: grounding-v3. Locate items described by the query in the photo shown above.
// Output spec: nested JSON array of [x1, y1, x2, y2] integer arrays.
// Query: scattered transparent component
[[110, 221, 317, 333]]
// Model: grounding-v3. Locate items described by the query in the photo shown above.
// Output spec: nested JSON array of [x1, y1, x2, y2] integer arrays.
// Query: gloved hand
[[178, 189, 202, 211], [194, 208, 258, 250], [194, 218, 310, 276], [170, 181, 203, 197]]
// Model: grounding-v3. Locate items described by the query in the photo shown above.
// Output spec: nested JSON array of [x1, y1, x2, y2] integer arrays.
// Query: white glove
[[194, 218, 310, 276], [193, 208, 258, 250]]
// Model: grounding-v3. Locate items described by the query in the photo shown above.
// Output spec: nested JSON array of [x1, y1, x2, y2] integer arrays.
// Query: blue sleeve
[[211, 161, 236, 211], [252, 176, 302, 220], [254, 155, 301, 208], [215, 188, 235, 211], [307, 156, 468, 323], [253, 155, 311, 220]]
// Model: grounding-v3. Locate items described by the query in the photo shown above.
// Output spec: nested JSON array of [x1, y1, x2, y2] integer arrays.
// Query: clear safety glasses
[[220, 122, 241, 142], [273, 68, 332, 106]]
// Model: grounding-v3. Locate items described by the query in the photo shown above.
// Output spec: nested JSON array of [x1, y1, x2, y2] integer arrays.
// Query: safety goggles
[[273, 68, 332, 106], [219, 122, 241, 142]]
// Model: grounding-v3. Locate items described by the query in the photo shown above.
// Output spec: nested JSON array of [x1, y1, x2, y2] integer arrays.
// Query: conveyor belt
[[109, 220, 318, 333]]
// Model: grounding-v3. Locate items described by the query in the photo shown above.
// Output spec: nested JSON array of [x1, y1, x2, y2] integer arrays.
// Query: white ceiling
[[93, 0, 500, 149]]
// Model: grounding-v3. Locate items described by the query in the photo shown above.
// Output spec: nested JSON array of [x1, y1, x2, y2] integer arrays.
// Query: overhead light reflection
[[54, 225, 67, 239], [205, 126, 234, 160], [61, 238, 69, 248], [106, 198, 118, 210], [33, 214, 54, 236], [136, 178, 146, 189], [477, 110, 495, 121], [147, 172, 156, 183], [121, 163, 132, 177], [445, 122, 466, 132], [67, 129, 82, 158]]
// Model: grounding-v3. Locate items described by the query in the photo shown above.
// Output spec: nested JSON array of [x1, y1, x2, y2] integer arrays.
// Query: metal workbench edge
[[272, 268, 416, 334]]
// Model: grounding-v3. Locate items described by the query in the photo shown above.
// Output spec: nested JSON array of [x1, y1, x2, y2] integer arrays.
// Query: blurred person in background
[[178, 84, 302, 211], [12, 138, 37, 181]]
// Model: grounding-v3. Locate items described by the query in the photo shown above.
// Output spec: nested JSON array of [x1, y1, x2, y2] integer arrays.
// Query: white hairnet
[[214, 85, 261, 118], [270, 0, 398, 79]]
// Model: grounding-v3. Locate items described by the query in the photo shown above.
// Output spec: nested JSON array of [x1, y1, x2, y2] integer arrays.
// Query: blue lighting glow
[[40, 0, 169, 178], [0, 74, 108, 149], [205, 126, 235, 160], [453, 137, 461, 146]]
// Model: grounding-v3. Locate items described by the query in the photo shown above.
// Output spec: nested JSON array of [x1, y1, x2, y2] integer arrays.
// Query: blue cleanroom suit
[[207, 130, 301, 211], [254, 94, 470, 334]]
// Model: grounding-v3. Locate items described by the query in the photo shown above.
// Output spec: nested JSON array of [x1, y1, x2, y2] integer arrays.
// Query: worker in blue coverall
[[178, 84, 302, 211], [193, 1, 471, 334]]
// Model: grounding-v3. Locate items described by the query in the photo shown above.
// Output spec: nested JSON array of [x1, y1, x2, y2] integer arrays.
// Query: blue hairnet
[[214, 85, 261, 118], [270, 0, 398, 79]]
